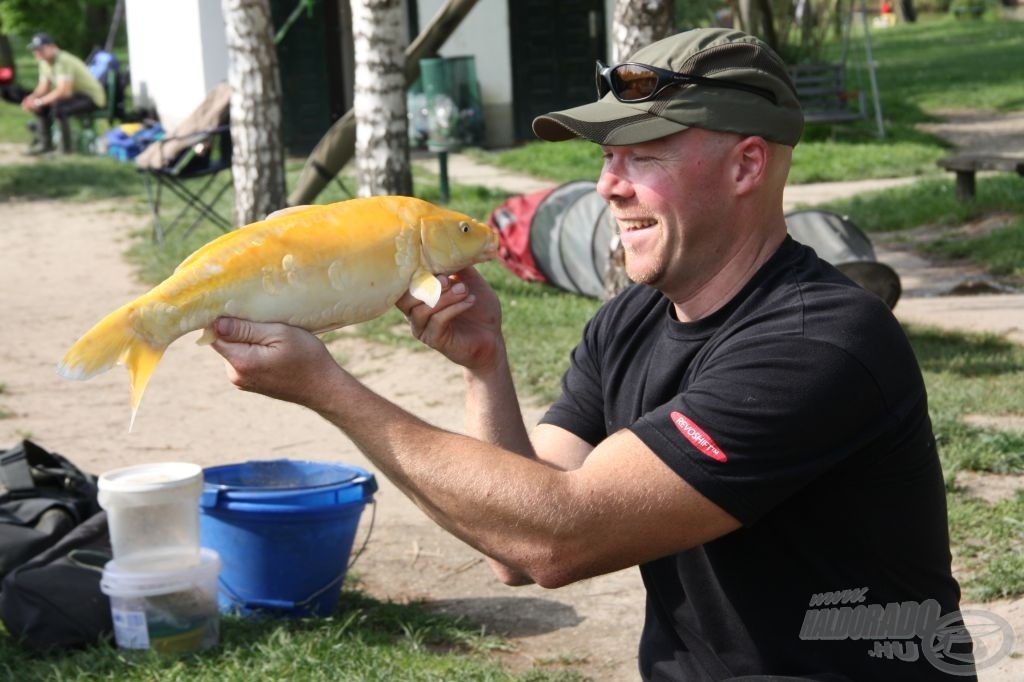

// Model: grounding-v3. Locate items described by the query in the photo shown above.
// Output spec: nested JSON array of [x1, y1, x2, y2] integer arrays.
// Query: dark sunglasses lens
[[611, 64, 660, 102]]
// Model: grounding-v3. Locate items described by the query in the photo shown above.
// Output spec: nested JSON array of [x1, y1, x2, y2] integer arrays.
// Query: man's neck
[[670, 226, 787, 323]]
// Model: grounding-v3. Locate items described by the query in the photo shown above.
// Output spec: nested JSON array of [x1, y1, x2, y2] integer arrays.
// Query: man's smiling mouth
[[616, 217, 658, 233]]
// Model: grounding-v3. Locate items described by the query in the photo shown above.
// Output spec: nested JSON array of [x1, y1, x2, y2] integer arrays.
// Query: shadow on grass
[[906, 325, 1024, 378]]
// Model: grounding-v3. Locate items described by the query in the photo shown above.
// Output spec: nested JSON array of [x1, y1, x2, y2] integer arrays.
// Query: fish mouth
[[481, 229, 499, 261]]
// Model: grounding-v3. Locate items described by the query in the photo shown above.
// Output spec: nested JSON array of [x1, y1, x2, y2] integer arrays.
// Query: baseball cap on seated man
[[27, 33, 55, 51], [533, 27, 804, 147]]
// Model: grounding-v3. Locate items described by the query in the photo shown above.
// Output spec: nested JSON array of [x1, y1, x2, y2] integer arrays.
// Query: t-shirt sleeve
[[541, 316, 609, 447], [37, 61, 52, 85], [630, 335, 895, 526]]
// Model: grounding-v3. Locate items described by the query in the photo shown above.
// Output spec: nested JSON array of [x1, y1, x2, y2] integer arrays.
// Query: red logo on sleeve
[[669, 411, 728, 462]]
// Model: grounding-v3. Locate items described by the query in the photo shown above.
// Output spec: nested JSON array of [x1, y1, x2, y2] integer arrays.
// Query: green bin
[[419, 56, 484, 151]]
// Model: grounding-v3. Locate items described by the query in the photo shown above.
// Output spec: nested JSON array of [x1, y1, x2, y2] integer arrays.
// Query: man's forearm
[[462, 343, 533, 457], [310, 364, 569, 582]]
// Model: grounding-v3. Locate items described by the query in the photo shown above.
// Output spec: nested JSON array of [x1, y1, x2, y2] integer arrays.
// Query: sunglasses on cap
[[595, 61, 777, 105]]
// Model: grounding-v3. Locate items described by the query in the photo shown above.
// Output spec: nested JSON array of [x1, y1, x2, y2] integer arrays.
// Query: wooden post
[[954, 170, 976, 202]]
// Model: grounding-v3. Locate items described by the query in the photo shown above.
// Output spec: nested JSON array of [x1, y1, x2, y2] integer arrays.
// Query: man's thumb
[[215, 316, 250, 342]]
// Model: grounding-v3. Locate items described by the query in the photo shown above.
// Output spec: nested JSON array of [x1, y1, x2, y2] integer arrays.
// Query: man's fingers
[[213, 317, 290, 345], [397, 276, 452, 316]]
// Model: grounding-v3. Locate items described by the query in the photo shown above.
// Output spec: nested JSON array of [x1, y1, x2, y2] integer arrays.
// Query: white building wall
[[124, 0, 228, 132], [415, 0, 512, 147]]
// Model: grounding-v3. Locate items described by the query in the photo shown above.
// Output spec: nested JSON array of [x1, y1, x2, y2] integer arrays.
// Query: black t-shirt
[[542, 238, 970, 680]]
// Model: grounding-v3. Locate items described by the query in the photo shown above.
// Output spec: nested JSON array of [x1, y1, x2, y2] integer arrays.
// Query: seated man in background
[[20, 32, 105, 154]]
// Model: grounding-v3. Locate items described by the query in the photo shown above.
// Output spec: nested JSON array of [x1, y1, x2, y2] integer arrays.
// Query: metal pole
[[437, 150, 450, 203], [859, 0, 886, 139]]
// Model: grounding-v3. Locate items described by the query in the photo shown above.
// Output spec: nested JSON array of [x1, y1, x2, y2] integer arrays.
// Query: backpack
[[0, 440, 100, 581], [0, 511, 112, 651], [86, 50, 119, 86], [0, 441, 112, 651]]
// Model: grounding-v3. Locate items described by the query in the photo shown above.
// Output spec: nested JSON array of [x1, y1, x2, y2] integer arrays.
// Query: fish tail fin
[[124, 341, 166, 431], [57, 304, 167, 431]]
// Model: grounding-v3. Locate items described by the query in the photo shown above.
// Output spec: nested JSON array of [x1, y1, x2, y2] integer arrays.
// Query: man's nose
[[596, 168, 633, 202]]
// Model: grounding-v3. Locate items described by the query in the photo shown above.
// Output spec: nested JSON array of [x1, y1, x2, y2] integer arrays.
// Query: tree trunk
[[611, 0, 675, 62], [351, 0, 412, 197], [287, 0, 479, 206], [605, 0, 674, 299], [222, 0, 287, 226]]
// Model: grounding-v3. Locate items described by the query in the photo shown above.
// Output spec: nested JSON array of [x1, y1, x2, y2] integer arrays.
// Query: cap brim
[[533, 99, 690, 146]]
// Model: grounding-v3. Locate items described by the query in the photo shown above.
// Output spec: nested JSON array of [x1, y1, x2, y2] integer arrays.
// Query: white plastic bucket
[[98, 462, 203, 571], [101, 548, 221, 654]]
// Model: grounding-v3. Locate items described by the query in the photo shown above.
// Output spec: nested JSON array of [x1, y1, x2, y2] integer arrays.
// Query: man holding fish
[[211, 29, 968, 680]]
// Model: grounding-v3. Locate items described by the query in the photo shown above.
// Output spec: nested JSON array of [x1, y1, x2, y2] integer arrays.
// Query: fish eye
[[459, 221, 470, 233]]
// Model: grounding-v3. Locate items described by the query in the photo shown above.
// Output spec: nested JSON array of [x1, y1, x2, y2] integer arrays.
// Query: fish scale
[[57, 196, 498, 430]]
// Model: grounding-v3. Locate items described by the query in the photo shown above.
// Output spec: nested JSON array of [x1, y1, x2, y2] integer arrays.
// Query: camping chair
[[136, 83, 233, 244]]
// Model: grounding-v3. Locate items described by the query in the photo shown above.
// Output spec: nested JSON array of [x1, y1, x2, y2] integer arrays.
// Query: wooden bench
[[788, 63, 867, 126], [936, 153, 1024, 201]]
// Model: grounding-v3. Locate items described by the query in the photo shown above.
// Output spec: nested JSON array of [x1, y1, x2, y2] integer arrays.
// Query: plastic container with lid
[[98, 462, 203, 571], [101, 548, 221, 654]]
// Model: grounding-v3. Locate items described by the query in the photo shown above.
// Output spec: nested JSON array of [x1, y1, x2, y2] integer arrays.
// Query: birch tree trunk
[[351, 0, 412, 197], [611, 0, 675, 62], [605, 0, 674, 299], [222, 0, 286, 225]]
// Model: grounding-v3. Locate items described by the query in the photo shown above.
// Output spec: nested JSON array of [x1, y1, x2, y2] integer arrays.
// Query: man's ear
[[733, 136, 769, 195]]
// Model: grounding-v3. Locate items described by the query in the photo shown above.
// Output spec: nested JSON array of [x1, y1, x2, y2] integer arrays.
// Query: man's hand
[[397, 267, 505, 373], [210, 317, 340, 409], [20, 95, 38, 113]]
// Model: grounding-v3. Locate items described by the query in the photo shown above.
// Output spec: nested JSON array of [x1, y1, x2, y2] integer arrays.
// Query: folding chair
[[135, 83, 234, 244]]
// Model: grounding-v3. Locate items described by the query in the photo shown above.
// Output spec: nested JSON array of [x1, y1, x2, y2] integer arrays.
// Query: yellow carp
[[58, 196, 498, 428]]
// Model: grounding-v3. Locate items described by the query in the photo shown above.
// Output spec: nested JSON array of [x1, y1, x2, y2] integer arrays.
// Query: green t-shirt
[[38, 50, 106, 108]]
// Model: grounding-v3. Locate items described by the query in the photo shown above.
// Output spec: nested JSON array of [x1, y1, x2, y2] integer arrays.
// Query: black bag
[[0, 511, 113, 650], [0, 440, 100, 580]]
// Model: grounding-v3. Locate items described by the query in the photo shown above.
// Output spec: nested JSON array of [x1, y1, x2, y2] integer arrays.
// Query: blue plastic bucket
[[198, 459, 376, 617]]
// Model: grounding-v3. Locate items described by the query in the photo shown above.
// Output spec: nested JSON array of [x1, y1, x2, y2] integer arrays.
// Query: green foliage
[[948, 0, 990, 19], [0, 0, 120, 56]]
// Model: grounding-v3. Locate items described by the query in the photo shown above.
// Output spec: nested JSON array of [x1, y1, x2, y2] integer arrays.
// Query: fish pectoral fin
[[196, 326, 217, 346], [409, 269, 442, 308]]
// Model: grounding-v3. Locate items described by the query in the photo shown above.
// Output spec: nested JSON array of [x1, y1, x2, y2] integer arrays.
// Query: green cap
[[533, 28, 804, 147]]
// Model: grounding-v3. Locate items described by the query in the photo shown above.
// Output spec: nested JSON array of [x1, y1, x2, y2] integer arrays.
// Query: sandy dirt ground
[[1, 139, 1022, 678]]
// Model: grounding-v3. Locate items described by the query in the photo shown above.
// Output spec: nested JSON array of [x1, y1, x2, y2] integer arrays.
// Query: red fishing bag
[[487, 187, 555, 283]]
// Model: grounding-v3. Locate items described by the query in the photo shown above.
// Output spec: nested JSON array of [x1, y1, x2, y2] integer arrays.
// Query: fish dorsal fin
[[409, 269, 442, 307]]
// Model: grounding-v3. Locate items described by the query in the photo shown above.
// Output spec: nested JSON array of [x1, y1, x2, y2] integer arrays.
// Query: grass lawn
[[0, 588, 585, 681]]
